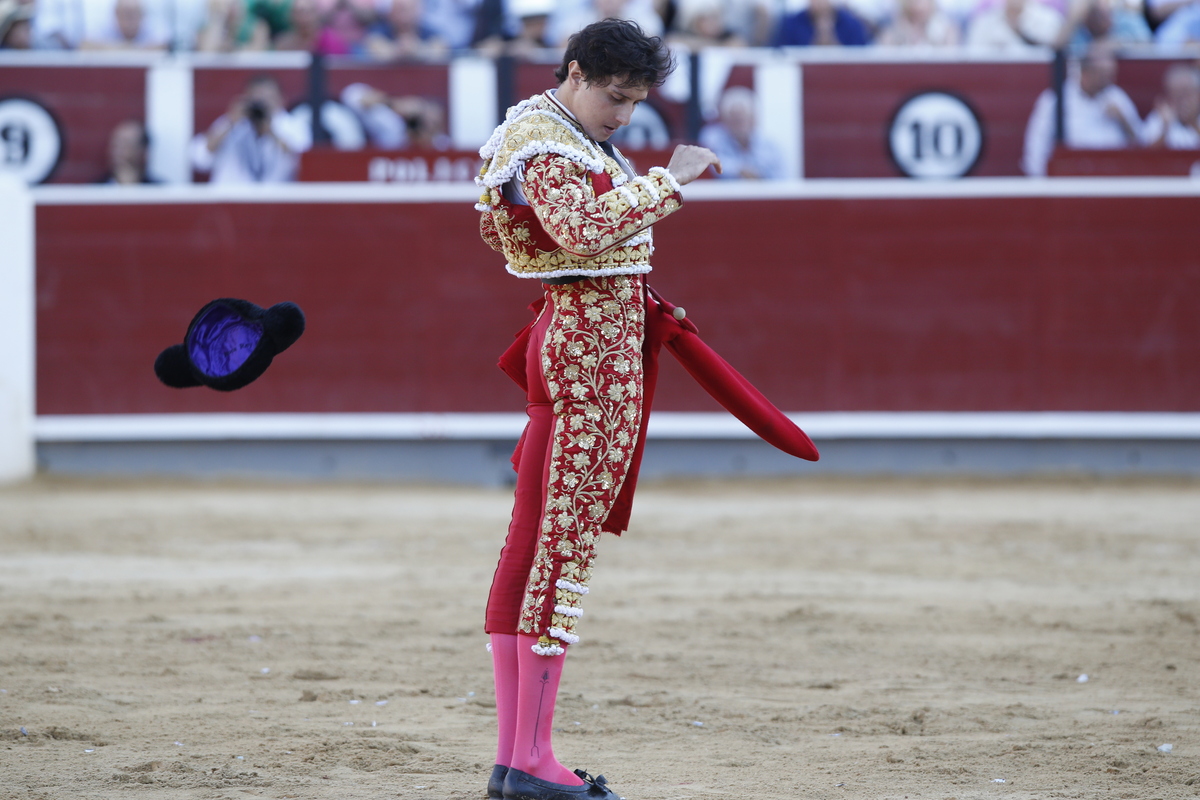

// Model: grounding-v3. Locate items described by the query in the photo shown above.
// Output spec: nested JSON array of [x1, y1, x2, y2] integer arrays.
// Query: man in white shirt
[[698, 85, 784, 180], [191, 74, 312, 184], [1140, 63, 1200, 149], [1021, 43, 1142, 176]]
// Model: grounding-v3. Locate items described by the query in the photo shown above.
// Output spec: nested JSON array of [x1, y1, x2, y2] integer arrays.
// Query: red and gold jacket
[[476, 92, 683, 280]]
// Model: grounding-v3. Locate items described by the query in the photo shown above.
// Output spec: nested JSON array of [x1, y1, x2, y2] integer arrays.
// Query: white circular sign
[[0, 97, 63, 185], [889, 92, 982, 180]]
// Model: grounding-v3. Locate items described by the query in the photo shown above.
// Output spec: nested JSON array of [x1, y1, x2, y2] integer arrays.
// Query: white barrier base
[[32, 412, 1200, 483], [34, 411, 1200, 442]]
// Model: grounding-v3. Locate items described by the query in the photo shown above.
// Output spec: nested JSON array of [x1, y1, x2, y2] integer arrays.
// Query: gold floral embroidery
[[475, 94, 682, 280], [524, 155, 678, 261], [518, 276, 645, 647], [479, 213, 503, 253]]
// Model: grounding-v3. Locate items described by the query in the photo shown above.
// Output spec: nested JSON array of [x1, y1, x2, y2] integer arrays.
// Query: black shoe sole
[[502, 767, 621, 800]]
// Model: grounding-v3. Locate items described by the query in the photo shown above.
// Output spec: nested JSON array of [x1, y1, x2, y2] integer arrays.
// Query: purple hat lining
[[187, 301, 264, 378]]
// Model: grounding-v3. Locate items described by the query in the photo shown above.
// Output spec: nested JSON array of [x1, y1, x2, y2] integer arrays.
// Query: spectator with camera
[[341, 82, 450, 149], [190, 74, 311, 183]]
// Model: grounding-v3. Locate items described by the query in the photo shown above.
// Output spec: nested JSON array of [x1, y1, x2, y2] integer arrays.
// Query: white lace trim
[[632, 176, 661, 204], [477, 138, 607, 190], [478, 95, 540, 161], [477, 95, 614, 192], [555, 578, 590, 595], [625, 231, 653, 248], [649, 166, 682, 194], [531, 641, 566, 656], [505, 263, 653, 279], [553, 605, 583, 618], [548, 627, 581, 645], [616, 185, 640, 209]]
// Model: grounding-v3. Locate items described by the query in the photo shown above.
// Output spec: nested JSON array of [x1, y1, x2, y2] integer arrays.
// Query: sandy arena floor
[[0, 476, 1198, 800]]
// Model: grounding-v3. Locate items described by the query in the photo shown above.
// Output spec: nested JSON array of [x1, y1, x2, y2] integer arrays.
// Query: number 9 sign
[[0, 97, 64, 186], [888, 91, 983, 179]]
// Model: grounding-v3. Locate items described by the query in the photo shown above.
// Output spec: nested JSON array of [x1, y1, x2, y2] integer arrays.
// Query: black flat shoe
[[489, 764, 509, 799], [502, 767, 623, 800]]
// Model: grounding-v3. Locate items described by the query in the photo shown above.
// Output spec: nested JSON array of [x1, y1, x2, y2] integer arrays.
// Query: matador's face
[[558, 62, 649, 143]]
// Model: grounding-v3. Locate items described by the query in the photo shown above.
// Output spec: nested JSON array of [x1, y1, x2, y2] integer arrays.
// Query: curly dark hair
[[554, 18, 675, 90]]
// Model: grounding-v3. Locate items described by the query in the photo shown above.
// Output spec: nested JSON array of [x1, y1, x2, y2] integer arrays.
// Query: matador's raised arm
[[522, 155, 682, 258]]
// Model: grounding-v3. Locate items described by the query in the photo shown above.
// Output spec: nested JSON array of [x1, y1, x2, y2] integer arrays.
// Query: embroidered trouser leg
[[486, 276, 645, 654], [518, 276, 645, 655]]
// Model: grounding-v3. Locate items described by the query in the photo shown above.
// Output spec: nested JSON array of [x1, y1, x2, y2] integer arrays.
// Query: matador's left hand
[[667, 145, 723, 185]]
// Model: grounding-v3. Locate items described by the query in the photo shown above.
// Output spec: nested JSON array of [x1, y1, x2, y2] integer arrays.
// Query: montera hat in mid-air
[[154, 298, 305, 392]]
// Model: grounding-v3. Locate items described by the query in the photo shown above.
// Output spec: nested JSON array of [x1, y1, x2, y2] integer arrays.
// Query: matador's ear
[[154, 298, 305, 392]]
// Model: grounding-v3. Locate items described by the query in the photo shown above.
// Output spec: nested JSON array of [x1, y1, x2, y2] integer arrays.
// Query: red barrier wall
[[35, 189, 1200, 415], [36, 199, 527, 414], [648, 192, 1200, 411]]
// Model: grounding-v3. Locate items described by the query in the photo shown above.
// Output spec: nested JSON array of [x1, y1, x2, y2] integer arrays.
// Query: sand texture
[[1, 476, 1198, 800]]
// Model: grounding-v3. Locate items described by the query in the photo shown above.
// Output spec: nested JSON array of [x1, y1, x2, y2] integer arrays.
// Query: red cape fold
[[499, 286, 819, 535]]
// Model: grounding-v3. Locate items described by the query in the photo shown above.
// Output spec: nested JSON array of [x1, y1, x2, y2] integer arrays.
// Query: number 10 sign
[[888, 91, 983, 179]]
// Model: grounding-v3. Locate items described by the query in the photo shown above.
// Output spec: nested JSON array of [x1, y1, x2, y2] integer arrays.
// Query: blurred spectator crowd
[[3, 0, 1200, 55], [3, 0, 1197, 185], [181, 55, 1200, 184]]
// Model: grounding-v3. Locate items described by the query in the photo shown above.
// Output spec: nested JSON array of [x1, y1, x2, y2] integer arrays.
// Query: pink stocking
[[509, 633, 584, 786], [490, 633, 520, 767]]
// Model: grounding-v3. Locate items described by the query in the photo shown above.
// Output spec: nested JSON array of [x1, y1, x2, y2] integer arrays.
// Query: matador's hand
[[667, 144, 722, 185]]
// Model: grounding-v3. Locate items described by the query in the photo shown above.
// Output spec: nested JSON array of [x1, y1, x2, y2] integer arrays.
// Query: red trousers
[[485, 276, 646, 654], [485, 301, 555, 636]]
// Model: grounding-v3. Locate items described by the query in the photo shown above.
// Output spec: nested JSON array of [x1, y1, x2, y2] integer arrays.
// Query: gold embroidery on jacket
[[476, 94, 682, 280]]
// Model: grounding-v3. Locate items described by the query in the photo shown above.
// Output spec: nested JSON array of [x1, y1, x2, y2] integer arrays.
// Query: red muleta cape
[[499, 285, 819, 535]]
